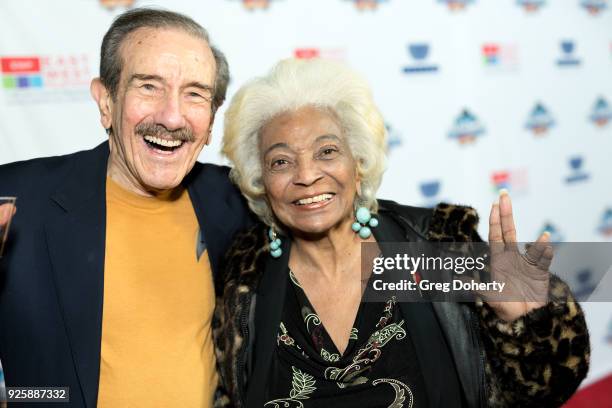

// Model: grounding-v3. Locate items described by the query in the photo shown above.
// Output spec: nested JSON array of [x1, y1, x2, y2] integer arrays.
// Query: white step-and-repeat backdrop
[[1, 0, 611, 403]]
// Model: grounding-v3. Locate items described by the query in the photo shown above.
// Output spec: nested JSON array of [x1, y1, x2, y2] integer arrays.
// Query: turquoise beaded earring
[[351, 207, 378, 239], [268, 228, 283, 258]]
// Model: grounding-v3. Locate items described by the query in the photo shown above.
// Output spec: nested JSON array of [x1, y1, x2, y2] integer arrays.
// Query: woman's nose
[[293, 159, 323, 186]]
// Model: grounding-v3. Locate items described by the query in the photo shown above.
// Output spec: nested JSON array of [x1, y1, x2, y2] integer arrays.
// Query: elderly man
[[0, 8, 252, 407]]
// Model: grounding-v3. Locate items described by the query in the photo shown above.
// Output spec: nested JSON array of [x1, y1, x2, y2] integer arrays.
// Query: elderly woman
[[213, 58, 589, 408]]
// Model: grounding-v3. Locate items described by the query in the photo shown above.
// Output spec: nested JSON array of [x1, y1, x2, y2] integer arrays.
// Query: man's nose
[[155, 92, 186, 131], [293, 159, 323, 186]]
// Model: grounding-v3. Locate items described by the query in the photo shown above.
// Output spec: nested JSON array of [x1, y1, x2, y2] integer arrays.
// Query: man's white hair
[[222, 58, 387, 229]]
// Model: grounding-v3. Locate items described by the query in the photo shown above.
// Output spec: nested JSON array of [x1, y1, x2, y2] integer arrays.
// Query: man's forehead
[[123, 26, 209, 50], [119, 27, 215, 78]]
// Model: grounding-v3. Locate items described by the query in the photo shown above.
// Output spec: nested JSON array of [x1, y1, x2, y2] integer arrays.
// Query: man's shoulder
[[187, 161, 253, 216], [192, 161, 231, 179], [0, 143, 107, 194], [187, 162, 236, 194]]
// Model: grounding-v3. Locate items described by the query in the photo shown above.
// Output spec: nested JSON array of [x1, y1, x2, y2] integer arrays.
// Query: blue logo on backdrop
[[557, 41, 581, 66], [581, 0, 608, 15], [349, 0, 388, 10], [525, 103, 555, 136], [420, 181, 443, 208], [448, 109, 485, 145], [598, 208, 612, 236], [573, 268, 597, 301], [565, 156, 590, 184], [589, 97, 612, 127], [539, 222, 564, 243], [516, 0, 546, 12], [438, 0, 476, 11], [385, 123, 403, 153], [402, 44, 439, 74]]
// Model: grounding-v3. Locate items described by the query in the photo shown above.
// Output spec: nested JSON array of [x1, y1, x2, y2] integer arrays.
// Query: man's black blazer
[[0, 142, 253, 407]]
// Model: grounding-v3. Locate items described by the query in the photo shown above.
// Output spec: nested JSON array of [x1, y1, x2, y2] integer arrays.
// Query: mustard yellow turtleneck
[[97, 178, 217, 407]]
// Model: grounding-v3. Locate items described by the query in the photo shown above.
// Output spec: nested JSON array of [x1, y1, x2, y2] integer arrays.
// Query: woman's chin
[[287, 219, 352, 239]]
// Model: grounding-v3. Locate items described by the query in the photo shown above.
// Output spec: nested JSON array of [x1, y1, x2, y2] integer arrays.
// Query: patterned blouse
[[263, 269, 429, 408]]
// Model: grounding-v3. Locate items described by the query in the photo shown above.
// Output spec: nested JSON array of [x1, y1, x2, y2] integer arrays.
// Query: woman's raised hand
[[486, 190, 552, 322]]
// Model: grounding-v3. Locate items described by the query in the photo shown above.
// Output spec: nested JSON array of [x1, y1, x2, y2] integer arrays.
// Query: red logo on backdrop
[[1, 57, 41, 74], [294, 48, 346, 61], [481, 43, 519, 70], [442, 0, 474, 11], [99, 0, 135, 9], [1, 54, 92, 103], [491, 171, 510, 190], [41, 55, 91, 88], [241, 0, 272, 10], [351, 0, 387, 10], [295, 48, 320, 59], [482, 44, 498, 60], [490, 168, 528, 195]]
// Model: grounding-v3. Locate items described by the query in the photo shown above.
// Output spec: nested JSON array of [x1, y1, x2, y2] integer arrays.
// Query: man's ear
[[90, 78, 113, 130], [205, 112, 216, 145]]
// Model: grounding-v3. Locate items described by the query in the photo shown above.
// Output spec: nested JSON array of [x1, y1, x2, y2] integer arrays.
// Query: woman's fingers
[[524, 232, 547, 263], [499, 190, 518, 250], [489, 201, 504, 256], [537, 239, 554, 271], [524, 232, 553, 271]]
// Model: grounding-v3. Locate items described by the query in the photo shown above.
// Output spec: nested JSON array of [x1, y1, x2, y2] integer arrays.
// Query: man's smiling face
[[102, 27, 216, 195]]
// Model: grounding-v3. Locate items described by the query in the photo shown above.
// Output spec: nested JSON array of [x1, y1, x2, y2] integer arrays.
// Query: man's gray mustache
[[135, 122, 195, 142]]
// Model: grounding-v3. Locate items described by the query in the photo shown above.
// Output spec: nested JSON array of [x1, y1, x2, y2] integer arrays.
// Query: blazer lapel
[[45, 142, 109, 408], [186, 165, 241, 276]]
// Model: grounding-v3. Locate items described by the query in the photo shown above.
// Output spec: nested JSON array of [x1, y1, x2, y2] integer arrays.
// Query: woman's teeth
[[296, 194, 333, 205], [143, 135, 183, 148]]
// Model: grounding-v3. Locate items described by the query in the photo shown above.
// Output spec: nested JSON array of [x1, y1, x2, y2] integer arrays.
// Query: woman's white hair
[[222, 58, 387, 229]]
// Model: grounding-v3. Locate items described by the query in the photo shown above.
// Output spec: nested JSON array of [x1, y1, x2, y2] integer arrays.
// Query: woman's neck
[[289, 217, 373, 282]]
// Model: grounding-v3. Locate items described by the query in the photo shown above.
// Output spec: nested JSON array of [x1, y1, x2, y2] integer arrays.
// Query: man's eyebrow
[[184, 81, 214, 93], [128, 75, 213, 93], [128, 73, 164, 84]]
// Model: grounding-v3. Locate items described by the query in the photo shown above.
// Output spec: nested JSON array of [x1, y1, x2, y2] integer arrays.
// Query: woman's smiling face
[[260, 106, 360, 236]]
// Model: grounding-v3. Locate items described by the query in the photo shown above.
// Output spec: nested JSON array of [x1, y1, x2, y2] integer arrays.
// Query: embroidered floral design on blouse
[[324, 319, 406, 387], [373, 378, 414, 408], [269, 271, 424, 405], [320, 347, 340, 363], [278, 322, 295, 346], [377, 296, 397, 329], [303, 309, 322, 334], [264, 366, 317, 408], [322, 297, 406, 388]]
